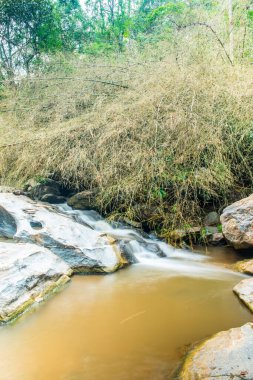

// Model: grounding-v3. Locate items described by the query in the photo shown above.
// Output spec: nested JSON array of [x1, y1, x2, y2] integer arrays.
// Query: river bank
[[1, 57, 253, 238]]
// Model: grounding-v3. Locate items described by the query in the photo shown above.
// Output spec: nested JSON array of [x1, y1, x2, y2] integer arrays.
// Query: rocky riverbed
[[177, 194, 253, 380], [1, 190, 253, 378], [0, 192, 133, 323]]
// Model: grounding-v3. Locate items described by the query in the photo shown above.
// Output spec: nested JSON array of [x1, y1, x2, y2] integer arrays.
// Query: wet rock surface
[[0, 242, 72, 323], [0, 193, 128, 273], [234, 278, 253, 312], [234, 259, 253, 275], [67, 190, 97, 210], [177, 323, 253, 380], [221, 194, 253, 249], [26, 179, 62, 201], [40, 194, 66, 204]]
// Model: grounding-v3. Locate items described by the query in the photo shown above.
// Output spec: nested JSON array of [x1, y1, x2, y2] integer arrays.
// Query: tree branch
[[169, 19, 233, 65], [1, 76, 129, 88]]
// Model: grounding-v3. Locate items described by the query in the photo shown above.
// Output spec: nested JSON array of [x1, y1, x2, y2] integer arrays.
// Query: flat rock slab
[[233, 278, 253, 312], [0, 193, 127, 273], [221, 194, 253, 249], [177, 323, 253, 380], [0, 242, 72, 323]]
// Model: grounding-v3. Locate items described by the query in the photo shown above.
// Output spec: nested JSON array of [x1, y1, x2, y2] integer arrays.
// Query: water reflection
[[0, 258, 251, 380]]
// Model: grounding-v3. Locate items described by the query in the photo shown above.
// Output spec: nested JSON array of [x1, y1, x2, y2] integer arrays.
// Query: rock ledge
[[0, 242, 72, 323]]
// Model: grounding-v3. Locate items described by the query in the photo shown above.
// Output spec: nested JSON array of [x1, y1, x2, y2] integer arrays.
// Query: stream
[[0, 205, 252, 380]]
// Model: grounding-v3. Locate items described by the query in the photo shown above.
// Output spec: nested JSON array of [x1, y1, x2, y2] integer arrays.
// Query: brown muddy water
[[0, 246, 252, 380]]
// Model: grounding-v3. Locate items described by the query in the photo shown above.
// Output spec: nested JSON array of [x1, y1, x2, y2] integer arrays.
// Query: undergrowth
[[1, 48, 253, 234]]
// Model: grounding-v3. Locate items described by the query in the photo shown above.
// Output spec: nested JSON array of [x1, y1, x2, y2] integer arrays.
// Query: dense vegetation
[[1, 0, 253, 235]]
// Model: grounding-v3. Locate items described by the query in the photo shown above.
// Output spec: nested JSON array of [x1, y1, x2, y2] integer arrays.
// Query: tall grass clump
[[1, 50, 253, 234]]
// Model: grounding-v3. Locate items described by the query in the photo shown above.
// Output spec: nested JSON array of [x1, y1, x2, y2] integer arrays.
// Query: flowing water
[[0, 206, 252, 380]]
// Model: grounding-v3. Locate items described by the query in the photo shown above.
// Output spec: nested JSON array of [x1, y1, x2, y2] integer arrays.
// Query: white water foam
[[56, 203, 245, 280]]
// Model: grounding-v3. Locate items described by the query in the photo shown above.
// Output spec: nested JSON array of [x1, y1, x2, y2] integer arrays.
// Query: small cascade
[[56, 204, 241, 279]]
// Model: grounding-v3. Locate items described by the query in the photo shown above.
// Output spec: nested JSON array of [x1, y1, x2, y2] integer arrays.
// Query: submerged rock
[[177, 323, 253, 380], [233, 259, 253, 275], [0, 193, 128, 273], [118, 217, 142, 229], [233, 278, 253, 312], [221, 194, 253, 249], [0, 242, 72, 323]]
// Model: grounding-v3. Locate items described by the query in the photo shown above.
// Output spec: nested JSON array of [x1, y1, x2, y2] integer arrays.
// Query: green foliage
[[217, 224, 222, 233], [34, 175, 48, 185], [1, 0, 253, 74], [152, 187, 167, 200], [55, 0, 88, 52], [0, 0, 59, 77], [0, 0, 88, 78], [147, 1, 186, 24]]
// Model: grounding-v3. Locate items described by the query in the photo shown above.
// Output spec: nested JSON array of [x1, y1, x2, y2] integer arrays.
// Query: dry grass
[[1, 50, 253, 233]]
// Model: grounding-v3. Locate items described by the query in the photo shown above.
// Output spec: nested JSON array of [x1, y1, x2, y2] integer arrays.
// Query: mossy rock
[[67, 190, 97, 210]]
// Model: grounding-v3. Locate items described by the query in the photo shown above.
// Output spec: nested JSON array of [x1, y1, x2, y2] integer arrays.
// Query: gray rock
[[40, 194, 66, 204], [0, 205, 17, 237], [208, 232, 226, 245], [118, 217, 142, 229], [233, 278, 253, 312], [203, 211, 220, 226], [119, 241, 139, 264], [28, 179, 61, 200], [177, 323, 253, 380], [221, 194, 253, 249], [204, 226, 218, 234], [0, 242, 72, 323], [0, 193, 128, 273], [67, 190, 97, 210]]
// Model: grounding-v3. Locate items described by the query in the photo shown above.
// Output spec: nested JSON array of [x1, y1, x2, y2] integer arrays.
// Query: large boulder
[[233, 278, 253, 312], [26, 179, 62, 202], [0, 193, 128, 273], [177, 323, 253, 380], [221, 194, 253, 249], [0, 242, 72, 323], [67, 190, 97, 210]]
